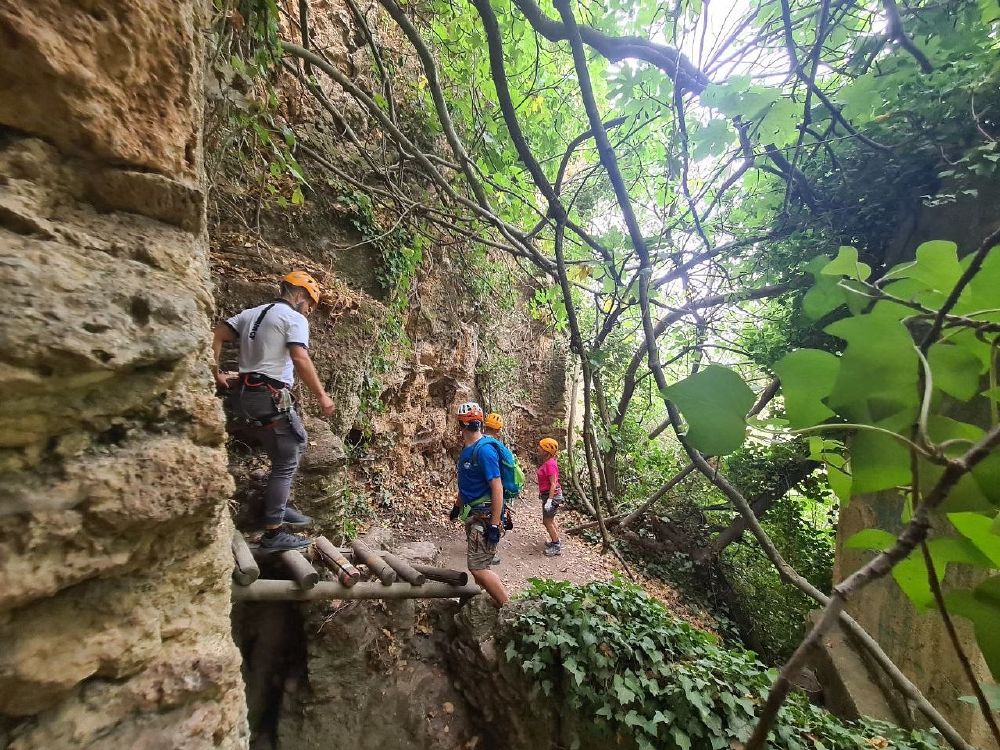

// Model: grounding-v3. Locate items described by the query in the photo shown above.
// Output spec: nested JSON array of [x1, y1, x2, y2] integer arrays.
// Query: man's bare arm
[[289, 345, 335, 416], [488, 476, 503, 526], [212, 323, 237, 387]]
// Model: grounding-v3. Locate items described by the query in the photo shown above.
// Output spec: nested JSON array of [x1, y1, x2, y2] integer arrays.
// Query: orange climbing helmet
[[539, 437, 559, 455], [484, 412, 504, 430], [284, 270, 321, 304], [456, 402, 484, 424]]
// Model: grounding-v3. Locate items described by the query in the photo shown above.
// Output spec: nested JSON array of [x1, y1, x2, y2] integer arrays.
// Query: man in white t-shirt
[[211, 271, 335, 551]]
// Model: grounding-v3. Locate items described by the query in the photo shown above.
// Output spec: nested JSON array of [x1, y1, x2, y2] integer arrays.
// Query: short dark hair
[[279, 280, 306, 299]]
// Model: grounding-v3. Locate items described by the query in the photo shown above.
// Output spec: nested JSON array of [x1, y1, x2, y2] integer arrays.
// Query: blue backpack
[[471, 435, 525, 501]]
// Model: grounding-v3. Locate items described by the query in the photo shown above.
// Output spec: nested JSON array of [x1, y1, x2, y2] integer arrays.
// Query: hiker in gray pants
[[211, 271, 335, 551]]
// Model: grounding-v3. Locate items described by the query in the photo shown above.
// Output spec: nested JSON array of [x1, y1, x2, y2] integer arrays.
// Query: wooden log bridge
[[232, 580, 481, 601], [231, 534, 479, 601]]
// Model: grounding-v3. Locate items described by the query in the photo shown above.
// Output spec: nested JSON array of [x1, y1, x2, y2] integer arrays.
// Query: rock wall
[[0, 2, 247, 747]]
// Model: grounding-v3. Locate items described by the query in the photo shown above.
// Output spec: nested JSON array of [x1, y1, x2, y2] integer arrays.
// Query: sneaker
[[260, 530, 312, 551], [544, 541, 562, 557], [491, 553, 501, 565], [282, 506, 313, 527]]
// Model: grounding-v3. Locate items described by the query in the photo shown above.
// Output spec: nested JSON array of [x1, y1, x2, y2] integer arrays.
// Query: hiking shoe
[[491, 553, 501, 565], [544, 541, 562, 557], [282, 506, 313, 527], [260, 530, 311, 551]]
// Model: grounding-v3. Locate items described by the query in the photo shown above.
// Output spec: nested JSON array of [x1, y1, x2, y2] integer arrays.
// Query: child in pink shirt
[[536, 437, 563, 556]]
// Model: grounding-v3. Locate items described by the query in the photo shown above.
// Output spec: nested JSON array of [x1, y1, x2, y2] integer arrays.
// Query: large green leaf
[[850, 429, 911, 494], [949, 512, 1000, 566], [825, 306, 919, 429], [883, 241, 961, 302], [928, 342, 984, 402], [828, 464, 852, 507], [662, 365, 755, 456], [691, 119, 735, 161], [973, 452, 1000, 507], [821, 246, 871, 281], [946, 576, 1000, 681], [892, 538, 993, 610], [953, 244, 1000, 321], [773, 349, 840, 428], [845, 528, 895, 550]]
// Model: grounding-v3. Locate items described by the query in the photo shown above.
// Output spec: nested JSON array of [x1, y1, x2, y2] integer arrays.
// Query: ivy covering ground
[[506, 579, 942, 750]]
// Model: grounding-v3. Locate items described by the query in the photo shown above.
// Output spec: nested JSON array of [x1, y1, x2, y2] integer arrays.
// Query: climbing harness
[[231, 372, 294, 430]]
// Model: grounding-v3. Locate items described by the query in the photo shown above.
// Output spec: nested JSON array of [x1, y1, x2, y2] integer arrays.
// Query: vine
[[507, 579, 941, 750]]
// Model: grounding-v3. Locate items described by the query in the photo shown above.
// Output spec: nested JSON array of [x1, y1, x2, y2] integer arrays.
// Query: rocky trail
[[363, 472, 713, 629]]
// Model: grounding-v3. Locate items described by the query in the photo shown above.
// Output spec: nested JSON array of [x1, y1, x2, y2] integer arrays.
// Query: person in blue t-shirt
[[448, 402, 509, 606]]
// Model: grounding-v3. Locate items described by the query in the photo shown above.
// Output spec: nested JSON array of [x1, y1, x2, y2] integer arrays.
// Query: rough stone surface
[[0, 1, 247, 746], [0, 1, 205, 179], [267, 595, 628, 750]]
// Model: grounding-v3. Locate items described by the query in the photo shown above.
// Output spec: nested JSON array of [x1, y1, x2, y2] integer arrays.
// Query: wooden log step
[[335, 547, 469, 587], [314, 536, 362, 588], [279, 549, 319, 590], [410, 564, 468, 587], [351, 539, 396, 585], [232, 532, 260, 586], [380, 552, 426, 586]]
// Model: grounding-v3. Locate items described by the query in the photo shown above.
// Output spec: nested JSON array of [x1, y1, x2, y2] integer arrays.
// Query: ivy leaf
[[945, 576, 1000, 681], [948, 512, 1000, 566], [894, 538, 994, 610], [953, 244, 1000, 321], [822, 246, 872, 281], [928, 342, 984, 401], [691, 119, 735, 160], [825, 307, 919, 430], [661, 365, 755, 455], [828, 464, 852, 507], [773, 349, 839, 428], [671, 727, 692, 750], [850, 429, 911, 494], [801, 255, 847, 320], [845, 528, 896, 550]]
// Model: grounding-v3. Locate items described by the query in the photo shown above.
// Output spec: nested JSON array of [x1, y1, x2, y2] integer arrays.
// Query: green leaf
[[802, 277, 847, 320], [948, 512, 1000, 566], [845, 528, 896, 551], [891, 550, 935, 609], [953, 244, 1000, 320], [662, 365, 755, 456], [981, 0, 1000, 25], [825, 307, 919, 429], [850, 429, 911, 494], [773, 349, 840, 428], [691, 119, 735, 160], [822, 246, 872, 281], [927, 343, 984, 401], [828, 464, 852, 507], [946, 576, 1000, 681], [958, 683, 1000, 710]]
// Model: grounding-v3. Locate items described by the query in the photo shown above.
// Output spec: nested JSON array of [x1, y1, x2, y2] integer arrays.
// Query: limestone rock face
[[0, 1, 246, 747]]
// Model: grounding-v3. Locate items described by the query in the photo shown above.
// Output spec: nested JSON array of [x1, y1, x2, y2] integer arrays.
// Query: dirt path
[[386, 479, 702, 622]]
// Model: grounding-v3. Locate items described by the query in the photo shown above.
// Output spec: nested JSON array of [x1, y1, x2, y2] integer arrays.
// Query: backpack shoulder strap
[[248, 303, 277, 341], [470, 436, 499, 468]]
